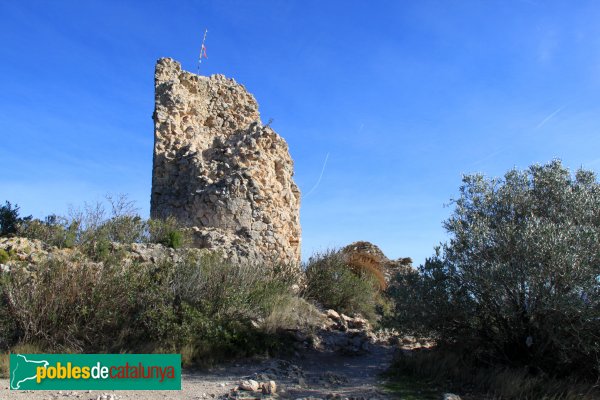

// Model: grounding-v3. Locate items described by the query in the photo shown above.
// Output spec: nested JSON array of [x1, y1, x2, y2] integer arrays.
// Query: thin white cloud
[[535, 105, 565, 129], [469, 104, 569, 168], [470, 147, 506, 168]]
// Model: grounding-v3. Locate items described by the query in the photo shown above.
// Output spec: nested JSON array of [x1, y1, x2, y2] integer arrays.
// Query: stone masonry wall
[[151, 58, 301, 265]]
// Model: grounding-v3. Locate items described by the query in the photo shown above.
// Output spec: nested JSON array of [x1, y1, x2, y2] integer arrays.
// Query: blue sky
[[2, 1, 600, 265]]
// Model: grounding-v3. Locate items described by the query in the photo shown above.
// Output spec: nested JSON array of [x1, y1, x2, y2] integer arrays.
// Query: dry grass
[[344, 252, 387, 290], [261, 295, 324, 333], [0, 343, 44, 378]]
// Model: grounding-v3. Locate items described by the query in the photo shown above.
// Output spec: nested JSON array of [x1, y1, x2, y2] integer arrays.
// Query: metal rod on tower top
[[197, 29, 208, 74]]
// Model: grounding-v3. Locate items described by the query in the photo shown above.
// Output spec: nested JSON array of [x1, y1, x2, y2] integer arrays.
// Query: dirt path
[[0, 343, 396, 400]]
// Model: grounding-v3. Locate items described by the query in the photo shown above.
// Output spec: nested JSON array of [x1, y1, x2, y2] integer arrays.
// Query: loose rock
[[260, 380, 277, 395], [442, 394, 462, 400], [238, 380, 260, 392]]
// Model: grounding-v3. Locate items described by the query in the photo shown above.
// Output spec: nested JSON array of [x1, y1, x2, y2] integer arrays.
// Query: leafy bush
[[17, 195, 191, 259], [0, 250, 8, 264], [1, 254, 153, 352], [171, 252, 297, 323], [101, 215, 146, 244], [0, 250, 307, 365], [18, 215, 78, 248], [165, 255, 304, 365], [68, 196, 146, 260], [302, 250, 381, 320], [0, 248, 16, 265], [390, 160, 600, 379], [0, 201, 31, 237]]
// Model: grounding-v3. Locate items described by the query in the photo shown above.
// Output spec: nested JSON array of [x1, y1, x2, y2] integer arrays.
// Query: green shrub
[[0, 250, 307, 365], [167, 255, 304, 365], [69, 197, 143, 259], [0, 255, 156, 352], [171, 252, 296, 322], [50, 195, 150, 260], [0, 250, 8, 264], [19, 215, 78, 249], [101, 215, 146, 244], [17, 196, 143, 257], [0, 194, 317, 364], [390, 160, 600, 379], [18, 196, 190, 253], [147, 217, 188, 249], [302, 250, 381, 320], [167, 230, 183, 249]]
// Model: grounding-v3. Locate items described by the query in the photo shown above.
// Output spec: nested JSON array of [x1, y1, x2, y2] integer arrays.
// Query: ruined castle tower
[[150, 58, 301, 265]]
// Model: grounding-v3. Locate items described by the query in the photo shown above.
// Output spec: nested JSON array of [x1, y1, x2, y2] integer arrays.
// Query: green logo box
[[10, 354, 181, 390]]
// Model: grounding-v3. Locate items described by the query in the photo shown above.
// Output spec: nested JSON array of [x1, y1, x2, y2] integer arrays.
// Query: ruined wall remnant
[[151, 58, 301, 265], [341, 241, 415, 284]]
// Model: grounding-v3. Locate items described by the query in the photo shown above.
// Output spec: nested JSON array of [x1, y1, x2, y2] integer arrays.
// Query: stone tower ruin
[[150, 58, 301, 265]]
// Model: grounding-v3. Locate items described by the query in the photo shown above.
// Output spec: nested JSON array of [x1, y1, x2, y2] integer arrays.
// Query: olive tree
[[391, 160, 600, 377]]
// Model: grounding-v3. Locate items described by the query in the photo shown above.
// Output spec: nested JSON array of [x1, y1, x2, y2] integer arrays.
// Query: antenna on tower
[[197, 28, 208, 74]]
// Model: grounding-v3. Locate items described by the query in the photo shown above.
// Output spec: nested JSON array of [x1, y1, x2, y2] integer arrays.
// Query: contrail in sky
[[303, 152, 330, 199], [470, 104, 567, 167], [535, 105, 565, 129]]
